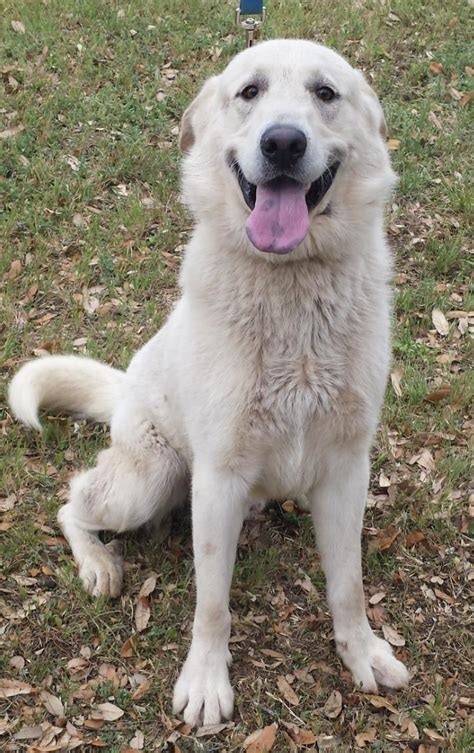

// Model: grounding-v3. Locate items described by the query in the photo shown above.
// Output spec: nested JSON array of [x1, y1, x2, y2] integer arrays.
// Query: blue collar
[[239, 1, 265, 13]]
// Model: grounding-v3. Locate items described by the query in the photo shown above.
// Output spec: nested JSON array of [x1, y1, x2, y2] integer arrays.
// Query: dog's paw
[[337, 632, 409, 693], [78, 540, 123, 598], [173, 645, 234, 727]]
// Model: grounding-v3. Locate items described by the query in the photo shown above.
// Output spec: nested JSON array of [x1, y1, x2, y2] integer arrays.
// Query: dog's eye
[[315, 85, 337, 103], [240, 85, 259, 100]]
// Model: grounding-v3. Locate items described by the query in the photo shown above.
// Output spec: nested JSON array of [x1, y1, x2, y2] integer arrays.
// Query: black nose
[[260, 125, 307, 170]]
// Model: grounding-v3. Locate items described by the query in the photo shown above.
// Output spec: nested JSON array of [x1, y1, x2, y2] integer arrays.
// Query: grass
[[1, 0, 472, 751]]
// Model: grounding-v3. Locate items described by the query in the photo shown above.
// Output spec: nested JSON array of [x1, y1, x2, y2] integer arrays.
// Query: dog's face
[[180, 40, 394, 256]]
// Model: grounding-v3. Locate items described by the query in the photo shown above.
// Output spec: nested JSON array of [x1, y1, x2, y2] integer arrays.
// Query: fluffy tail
[[8, 355, 125, 431]]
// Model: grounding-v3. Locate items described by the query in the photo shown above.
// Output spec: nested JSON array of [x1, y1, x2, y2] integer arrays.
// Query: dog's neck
[[179, 217, 391, 360]]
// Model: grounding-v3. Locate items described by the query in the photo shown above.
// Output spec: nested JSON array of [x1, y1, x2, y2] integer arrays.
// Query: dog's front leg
[[173, 466, 247, 727], [309, 447, 409, 692]]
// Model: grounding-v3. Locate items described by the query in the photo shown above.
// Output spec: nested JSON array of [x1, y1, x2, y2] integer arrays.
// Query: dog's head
[[180, 40, 395, 257]]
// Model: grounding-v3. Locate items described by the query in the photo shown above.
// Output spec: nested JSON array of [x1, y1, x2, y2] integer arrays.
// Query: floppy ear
[[179, 76, 219, 153], [356, 72, 387, 139]]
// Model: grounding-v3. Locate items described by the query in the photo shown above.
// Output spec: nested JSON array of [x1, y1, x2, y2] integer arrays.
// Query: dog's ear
[[356, 72, 387, 140], [179, 76, 219, 153]]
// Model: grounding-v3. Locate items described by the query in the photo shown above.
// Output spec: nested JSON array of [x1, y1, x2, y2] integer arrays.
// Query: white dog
[[9, 39, 409, 726]]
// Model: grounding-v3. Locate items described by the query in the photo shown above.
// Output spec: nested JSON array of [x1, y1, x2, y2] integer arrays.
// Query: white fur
[[9, 40, 409, 726]]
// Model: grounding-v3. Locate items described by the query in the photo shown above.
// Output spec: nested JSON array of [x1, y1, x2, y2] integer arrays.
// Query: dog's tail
[[8, 355, 125, 432]]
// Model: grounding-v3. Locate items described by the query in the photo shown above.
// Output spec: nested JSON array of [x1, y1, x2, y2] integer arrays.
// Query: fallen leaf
[[423, 727, 446, 742], [387, 138, 400, 150], [429, 62, 444, 75], [276, 675, 299, 706], [448, 86, 463, 101], [390, 367, 403, 397], [432, 308, 449, 336], [84, 718, 106, 730], [40, 690, 65, 717], [120, 636, 136, 657], [261, 649, 286, 660], [293, 668, 314, 684], [138, 573, 157, 598], [415, 448, 436, 472], [0, 123, 25, 140], [400, 716, 420, 739], [378, 471, 391, 488], [195, 722, 234, 737], [368, 526, 399, 554], [366, 694, 398, 714], [11, 20, 26, 33], [369, 591, 386, 605], [72, 213, 88, 227], [324, 690, 342, 718], [425, 386, 450, 403], [9, 656, 25, 670], [405, 531, 426, 547], [382, 624, 405, 647], [244, 723, 278, 752], [281, 721, 317, 745], [82, 287, 100, 315], [7, 259, 22, 279], [135, 596, 151, 632], [64, 155, 80, 172], [131, 678, 152, 700], [460, 91, 474, 107], [355, 727, 377, 747], [0, 678, 34, 698], [92, 702, 124, 721], [13, 725, 43, 740], [129, 730, 144, 749], [434, 588, 455, 604]]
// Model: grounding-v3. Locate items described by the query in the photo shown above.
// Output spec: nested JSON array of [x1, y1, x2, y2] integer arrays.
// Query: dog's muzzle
[[231, 161, 340, 254]]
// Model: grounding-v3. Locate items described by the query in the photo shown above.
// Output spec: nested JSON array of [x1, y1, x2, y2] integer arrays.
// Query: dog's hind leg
[[58, 403, 187, 597]]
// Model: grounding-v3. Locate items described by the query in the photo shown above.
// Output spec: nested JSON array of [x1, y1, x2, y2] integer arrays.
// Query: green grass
[[1, 0, 472, 750]]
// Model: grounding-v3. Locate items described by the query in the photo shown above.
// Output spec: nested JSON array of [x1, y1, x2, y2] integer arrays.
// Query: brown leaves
[[134, 573, 157, 632], [281, 721, 317, 746], [382, 624, 406, 647], [431, 308, 449, 336], [276, 675, 299, 706], [324, 690, 343, 718], [11, 20, 26, 34], [120, 636, 136, 657], [429, 62, 444, 75], [40, 690, 65, 717], [0, 123, 25, 139], [355, 727, 377, 747], [366, 694, 398, 714], [6, 259, 22, 279], [367, 525, 399, 554], [130, 677, 152, 701], [90, 702, 124, 722], [425, 386, 451, 403], [244, 724, 277, 752], [0, 678, 34, 697], [390, 367, 404, 397]]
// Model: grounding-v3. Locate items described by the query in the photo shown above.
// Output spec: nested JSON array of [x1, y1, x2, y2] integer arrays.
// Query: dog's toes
[[338, 631, 409, 693], [173, 646, 234, 727], [371, 640, 410, 689], [78, 543, 123, 598]]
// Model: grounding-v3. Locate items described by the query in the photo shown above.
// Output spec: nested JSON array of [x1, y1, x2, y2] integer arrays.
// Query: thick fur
[[9, 40, 409, 726]]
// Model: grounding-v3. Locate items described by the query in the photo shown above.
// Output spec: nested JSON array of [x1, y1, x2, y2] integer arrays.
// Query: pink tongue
[[246, 181, 309, 254]]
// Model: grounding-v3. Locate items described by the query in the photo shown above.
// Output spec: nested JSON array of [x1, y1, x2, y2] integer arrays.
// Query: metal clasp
[[235, 6, 266, 48]]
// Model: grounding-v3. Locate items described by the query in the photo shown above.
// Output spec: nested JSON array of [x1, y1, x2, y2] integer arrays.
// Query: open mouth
[[232, 161, 340, 254]]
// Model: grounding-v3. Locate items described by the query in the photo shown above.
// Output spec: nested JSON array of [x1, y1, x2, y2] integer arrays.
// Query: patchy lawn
[[0, 1, 472, 751]]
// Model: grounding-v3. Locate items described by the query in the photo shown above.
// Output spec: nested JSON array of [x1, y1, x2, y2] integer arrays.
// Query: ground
[[0, 1, 472, 751]]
